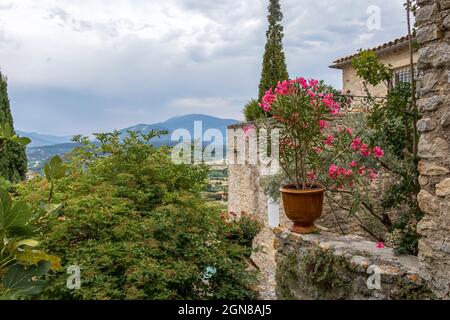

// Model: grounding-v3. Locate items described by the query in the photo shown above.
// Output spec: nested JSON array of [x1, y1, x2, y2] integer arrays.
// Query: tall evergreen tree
[[258, 0, 289, 100], [0, 71, 27, 182]]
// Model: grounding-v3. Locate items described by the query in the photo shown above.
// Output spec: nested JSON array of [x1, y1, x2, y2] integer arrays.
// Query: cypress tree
[[258, 0, 289, 100], [0, 71, 27, 182]]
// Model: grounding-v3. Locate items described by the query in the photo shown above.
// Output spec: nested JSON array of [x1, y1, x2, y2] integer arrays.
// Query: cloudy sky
[[0, 0, 408, 135]]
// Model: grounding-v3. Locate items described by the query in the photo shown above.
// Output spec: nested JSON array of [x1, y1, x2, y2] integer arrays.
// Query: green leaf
[[6, 239, 39, 254], [2, 261, 51, 298], [41, 203, 63, 215], [44, 156, 65, 182], [43, 163, 51, 182], [0, 189, 32, 235], [15, 249, 62, 271], [10, 136, 31, 146]]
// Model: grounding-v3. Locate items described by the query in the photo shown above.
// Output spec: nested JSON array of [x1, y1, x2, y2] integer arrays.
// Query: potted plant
[[259, 78, 384, 234]]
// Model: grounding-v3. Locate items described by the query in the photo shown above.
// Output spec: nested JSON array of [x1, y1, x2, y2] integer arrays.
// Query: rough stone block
[[417, 189, 440, 215], [418, 135, 449, 158], [419, 42, 450, 67], [418, 72, 439, 95], [441, 111, 450, 127], [436, 178, 450, 196], [416, 3, 439, 26], [418, 95, 442, 112], [417, 118, 437, 132], [418, 161, 450, 175]]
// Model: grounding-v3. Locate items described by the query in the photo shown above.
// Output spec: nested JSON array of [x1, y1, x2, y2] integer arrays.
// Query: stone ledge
[[274, 227, 436, 300]]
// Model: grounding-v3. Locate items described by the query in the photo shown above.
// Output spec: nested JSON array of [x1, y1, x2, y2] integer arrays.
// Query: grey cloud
[[4, 0, 408, 135], [46, 7, 134, 38]]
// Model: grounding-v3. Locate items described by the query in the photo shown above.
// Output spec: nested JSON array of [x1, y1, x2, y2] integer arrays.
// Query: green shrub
[[352, 51, 422, 255], [243, 99, 267, 122], [18, 132, 260, 300]]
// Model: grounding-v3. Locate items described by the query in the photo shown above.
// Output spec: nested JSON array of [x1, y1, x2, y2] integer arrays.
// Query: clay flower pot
[[280, 184, 325, 234]]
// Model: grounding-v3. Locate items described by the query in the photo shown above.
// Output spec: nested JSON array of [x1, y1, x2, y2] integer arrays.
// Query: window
[[393, 66, 418, 86]]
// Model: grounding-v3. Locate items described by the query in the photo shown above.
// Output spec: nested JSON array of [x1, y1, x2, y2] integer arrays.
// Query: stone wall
[[415, 0, 450, 299], [274, 227, 435, 300]]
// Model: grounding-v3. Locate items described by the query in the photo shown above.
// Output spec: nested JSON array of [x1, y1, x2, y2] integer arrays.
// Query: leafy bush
[[0, 127, 60, 299], [243, 99, 267, 122], [223, 212, 263, 250], [18, 131, 260, 300], [352, 50, 422, 255]]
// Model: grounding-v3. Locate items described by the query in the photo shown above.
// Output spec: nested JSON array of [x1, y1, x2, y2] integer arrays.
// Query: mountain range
[[22, 114, 240, 171], [16, 130, 73, 148]]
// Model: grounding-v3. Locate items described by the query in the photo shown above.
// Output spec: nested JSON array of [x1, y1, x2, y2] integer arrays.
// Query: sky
[[0, 0, 409, 135]]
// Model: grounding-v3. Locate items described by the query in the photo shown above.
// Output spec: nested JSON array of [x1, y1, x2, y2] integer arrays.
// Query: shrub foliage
[[18, 131, 260, 299]]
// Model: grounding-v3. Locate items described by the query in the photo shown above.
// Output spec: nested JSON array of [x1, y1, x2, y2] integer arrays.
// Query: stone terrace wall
[[274, 227, 436, 300], [415, 0, 450, 299]]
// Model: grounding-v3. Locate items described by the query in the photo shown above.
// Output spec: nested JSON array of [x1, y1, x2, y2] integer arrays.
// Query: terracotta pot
[[280, 184, 325, 234]]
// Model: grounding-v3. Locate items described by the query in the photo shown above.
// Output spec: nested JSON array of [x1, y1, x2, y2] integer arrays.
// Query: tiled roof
[[330, 35, 415, 68]]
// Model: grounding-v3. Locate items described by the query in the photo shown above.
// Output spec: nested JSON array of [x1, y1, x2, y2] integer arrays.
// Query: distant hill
[[17, 130, 72, 148], [23, 114, 240, 172], [120, 114, 238, 144]]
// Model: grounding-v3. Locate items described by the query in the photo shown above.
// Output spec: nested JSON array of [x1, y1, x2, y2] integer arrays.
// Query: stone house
[[330, 35, 419, 99]]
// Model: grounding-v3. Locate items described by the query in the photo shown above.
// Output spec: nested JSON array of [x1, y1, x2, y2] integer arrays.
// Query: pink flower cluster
[[351, 138, 384, 159], [328, 163, 379, 184], [321, 93, 341, 115], [324, 135, 334, 146], [376, 241, 385, 249], [259, 77, 341, 114], [328, 164, 353, 179]]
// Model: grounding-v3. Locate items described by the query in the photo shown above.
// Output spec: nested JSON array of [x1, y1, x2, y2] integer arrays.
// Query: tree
[[0, 71, 27, 182], [258, 0, 289, 101]]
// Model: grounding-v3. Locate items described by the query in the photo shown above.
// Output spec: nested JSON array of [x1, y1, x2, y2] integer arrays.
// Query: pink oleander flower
[[275, 80, 289, 95], [309, 79, 319, 88], [360, 144, 371, 157], [342, 168, 353, 177], [349, 161, 357, 168], [376, 241, 385, 249], [307, 90, 315, 98], [351, 137, 362, 150], [297, 77, 308, 89], [373, 146, 384, 159], [260, 88, 276, 111], [358, 166, 366, 175], [319, 120, 327, 129], [328, 164, 338, 179], [322, 93, 334, 107], [314, 147, 323, 154], [324, 135, 334, 146], [346, 127, 353, 136], [330, 104, 341, 115]]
